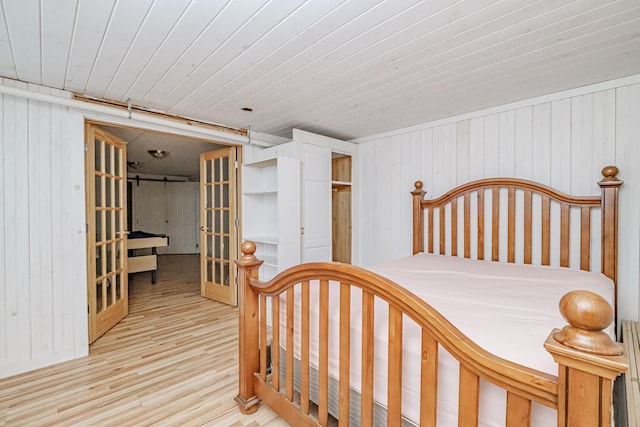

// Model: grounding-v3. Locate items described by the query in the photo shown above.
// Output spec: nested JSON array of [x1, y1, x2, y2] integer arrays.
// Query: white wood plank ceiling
[[1, 0, 640, 141]]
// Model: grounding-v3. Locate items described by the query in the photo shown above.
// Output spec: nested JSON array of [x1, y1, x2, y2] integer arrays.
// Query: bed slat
[[260, 294, 267, 381], [506, 392, 531, 427], [273, 295, 280, 392], [477, 189, 485, 260], [458, 365, 480, 426], [361, 291, 375, 425], [286, 287, 294, 401], [580, 207, 590, 271], [542, 195, 551, 265], [560, 204, 570, 267], [428, 207, 434, 253], [388, 306, 403, 426], [464, 192, 471, 258], [451, 198, 458, 257], [319, 280, 329, 427], [421, 331, 438, 427], [524, 190, 532, 264], [301, 281, 310, 414], [339, 284, 351, 426], [492, 187, 500, 261], [508, 187, 516, 263], [439, 205, 445, 255]]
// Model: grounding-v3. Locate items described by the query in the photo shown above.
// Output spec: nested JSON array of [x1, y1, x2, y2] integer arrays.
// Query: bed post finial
[[412, 181, 426, 255], [600, 165, 619, 181], [553, 290, 622, 356], [545, 290, 627, 426], [234, 241, 264, 414], [240, 240, 257, 261]]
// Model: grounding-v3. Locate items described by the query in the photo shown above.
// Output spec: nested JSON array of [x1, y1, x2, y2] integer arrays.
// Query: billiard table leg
[[152, 247, 157, 284]]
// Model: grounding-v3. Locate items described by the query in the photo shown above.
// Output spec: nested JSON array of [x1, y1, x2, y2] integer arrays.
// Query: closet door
[[301, 144, 332, 262]]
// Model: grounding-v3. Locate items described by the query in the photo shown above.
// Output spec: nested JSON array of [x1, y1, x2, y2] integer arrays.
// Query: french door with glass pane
[[200, 148, 238, 306], [85, 124, 128, 343]]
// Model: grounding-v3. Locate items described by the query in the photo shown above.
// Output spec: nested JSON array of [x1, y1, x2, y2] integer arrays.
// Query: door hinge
[[235, 218, 239, 228], [301, 227, 304, 235], [88, 304, 90, 314], [234, 160, 239, 169], [86, 223, 89, 233], [84, 142, 88, 152]]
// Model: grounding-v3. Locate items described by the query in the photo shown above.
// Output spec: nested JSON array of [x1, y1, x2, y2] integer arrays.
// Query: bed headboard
[[411, 166, 622, 302]]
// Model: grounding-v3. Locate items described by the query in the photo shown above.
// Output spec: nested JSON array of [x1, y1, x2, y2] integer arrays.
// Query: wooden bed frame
[[235, 166, 627, 426]]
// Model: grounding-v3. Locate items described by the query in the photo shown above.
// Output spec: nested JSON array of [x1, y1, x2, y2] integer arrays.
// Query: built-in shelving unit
[[242, 156, 300, 280]]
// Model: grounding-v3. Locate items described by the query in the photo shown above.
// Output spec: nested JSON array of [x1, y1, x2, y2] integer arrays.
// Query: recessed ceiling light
[[241, 107, 253, 112]]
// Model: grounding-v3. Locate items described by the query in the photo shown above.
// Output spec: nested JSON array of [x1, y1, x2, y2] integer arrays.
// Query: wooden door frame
[[84, 119, 243, 343]]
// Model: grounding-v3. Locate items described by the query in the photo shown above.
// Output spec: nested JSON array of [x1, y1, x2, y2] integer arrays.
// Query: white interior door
[[165, 182, 199, 254], [301, 144, 332, 262]]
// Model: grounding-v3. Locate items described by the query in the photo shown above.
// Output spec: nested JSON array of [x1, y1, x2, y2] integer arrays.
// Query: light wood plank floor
[[0, 255, 288, 427]]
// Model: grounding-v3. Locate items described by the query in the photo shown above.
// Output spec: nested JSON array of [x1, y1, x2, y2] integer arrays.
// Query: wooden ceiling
[[2, 0, 640, 140]]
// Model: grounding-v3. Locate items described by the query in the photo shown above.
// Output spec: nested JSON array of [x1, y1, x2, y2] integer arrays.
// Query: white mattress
[[279, 253, 615, 426]]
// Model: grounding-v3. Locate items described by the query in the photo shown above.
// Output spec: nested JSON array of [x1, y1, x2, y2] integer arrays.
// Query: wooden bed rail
[[235, 241, 627, 426], [412, 166, 623, 312]]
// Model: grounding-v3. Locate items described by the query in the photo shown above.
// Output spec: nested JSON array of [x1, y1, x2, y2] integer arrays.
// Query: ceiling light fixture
[[127, 161, 144, 170], [148, 149, 170, 160]]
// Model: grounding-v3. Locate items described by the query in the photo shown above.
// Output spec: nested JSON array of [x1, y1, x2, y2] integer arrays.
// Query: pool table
[[127, 231, 169, 284]]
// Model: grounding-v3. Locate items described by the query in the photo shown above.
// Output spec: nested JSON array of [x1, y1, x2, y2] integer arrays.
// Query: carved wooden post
[[412, 181, 426, 255], [234, 241, 264, 414], [598, 165, 623, 316], [545, 290, 627, 427]]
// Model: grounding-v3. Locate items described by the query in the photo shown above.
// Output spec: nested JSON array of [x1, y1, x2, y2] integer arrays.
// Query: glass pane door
[[86, 124, 128, 343], [200, 148, 238, 306]]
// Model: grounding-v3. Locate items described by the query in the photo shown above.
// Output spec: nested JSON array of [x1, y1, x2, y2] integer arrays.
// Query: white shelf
[[242, 155, 301, 280], [261, 255, 278, 268], [244, 157, 277, 168], [242, 190, 278, 196], [243, 235, 279, 245]]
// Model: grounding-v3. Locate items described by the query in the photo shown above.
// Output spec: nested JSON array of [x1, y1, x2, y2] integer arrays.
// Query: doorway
[[85, 121, 242, 343]]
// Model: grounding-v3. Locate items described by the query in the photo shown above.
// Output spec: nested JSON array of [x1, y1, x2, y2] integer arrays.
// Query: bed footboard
[[235, 241, 627, 426]]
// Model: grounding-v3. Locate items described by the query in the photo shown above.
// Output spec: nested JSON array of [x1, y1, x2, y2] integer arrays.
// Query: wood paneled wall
[[1, 76, 639, 378], [0, 79, 88, 378], [356, 80, 640, 323]]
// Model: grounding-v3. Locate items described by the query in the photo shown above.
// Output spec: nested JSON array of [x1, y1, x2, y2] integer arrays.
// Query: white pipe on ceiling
[[0, 83, 270, 146]]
